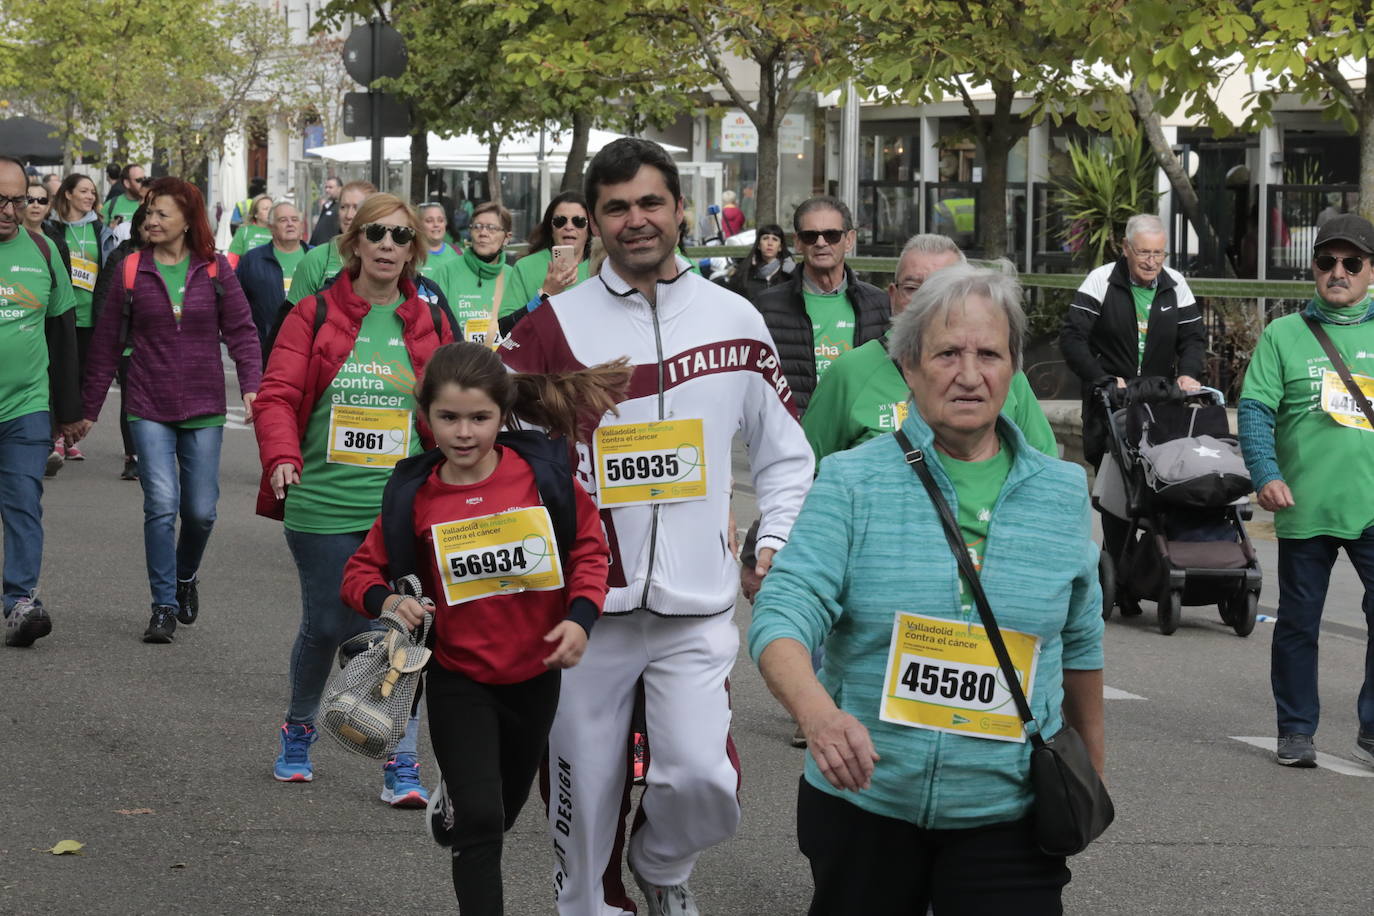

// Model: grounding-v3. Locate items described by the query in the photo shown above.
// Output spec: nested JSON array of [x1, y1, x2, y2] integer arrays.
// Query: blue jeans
[[1274, 531, 1374, 735], [0, 411, 50, 611], [129, 420, 223, 607], [283, 528, 419, 757]]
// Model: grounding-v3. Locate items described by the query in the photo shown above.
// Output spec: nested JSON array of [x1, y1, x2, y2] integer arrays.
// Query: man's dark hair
[[584, 138, 681, 215], [120, 164, 143, 181], [792, 196, 854, 234], [106, 163, 122, 181]]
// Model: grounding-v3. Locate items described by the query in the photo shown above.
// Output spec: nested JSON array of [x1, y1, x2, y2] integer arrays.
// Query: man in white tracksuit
[[500, 138, 813, 915]]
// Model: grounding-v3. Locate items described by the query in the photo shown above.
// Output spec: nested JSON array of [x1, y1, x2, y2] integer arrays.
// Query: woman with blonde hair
[[253, 192, 457, 801], [227, 194, 274, 268]]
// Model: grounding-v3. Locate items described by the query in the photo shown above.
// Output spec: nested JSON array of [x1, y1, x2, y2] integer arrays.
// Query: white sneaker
[[633, 870, 700, 916]]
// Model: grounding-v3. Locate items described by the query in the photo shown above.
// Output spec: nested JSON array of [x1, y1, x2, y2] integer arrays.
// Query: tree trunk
[[1131, 84, 1236, 278], [755, 124, 779, 230], [974, 81, 1020, 261], [409, 126, 429, 205], [561, 110, 592, 193], [486, 135, 503, 206], [1360, 58, 1374, 224], [62, 95, 76, 173]]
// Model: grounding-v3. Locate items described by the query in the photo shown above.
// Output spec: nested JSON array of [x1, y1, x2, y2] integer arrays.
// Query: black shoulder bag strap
[[1303, 314, 1374, 428], [892, 429, 1046, 750]]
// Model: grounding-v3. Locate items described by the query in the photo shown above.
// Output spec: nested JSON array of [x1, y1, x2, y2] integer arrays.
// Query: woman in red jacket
[[342, 341, 628, 915], [252, 193, 456, 803]]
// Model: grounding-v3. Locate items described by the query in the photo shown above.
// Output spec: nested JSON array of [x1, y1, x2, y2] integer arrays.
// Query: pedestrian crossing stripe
[[1103, 686, 1147, 700], [1230, 736, 1374, 777]]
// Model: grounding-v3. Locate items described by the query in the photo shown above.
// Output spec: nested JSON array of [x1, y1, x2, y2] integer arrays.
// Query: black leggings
[[116, 355, 135, 457], [426, 664, 561, 916], [797, 777, 1070, 915]]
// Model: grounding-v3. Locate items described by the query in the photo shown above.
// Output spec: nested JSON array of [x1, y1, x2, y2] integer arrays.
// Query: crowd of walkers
[[4, 140, 1374, 916]]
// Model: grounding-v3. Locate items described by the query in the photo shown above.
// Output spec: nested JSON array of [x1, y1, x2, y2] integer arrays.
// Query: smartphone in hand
[[552, 244, 575, 265]]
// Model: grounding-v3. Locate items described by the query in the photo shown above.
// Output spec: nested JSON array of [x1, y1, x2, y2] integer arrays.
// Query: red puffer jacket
[[252, 269, 456, 519]]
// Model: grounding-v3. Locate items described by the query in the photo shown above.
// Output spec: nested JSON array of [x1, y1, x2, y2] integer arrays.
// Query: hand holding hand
[[63, 419, 93, 445], [242, 392, 257, 424], [542, 620, 588, 669]]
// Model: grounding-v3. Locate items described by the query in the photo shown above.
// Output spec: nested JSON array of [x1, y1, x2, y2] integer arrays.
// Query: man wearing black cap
[[1240, 213, 1374, 769]]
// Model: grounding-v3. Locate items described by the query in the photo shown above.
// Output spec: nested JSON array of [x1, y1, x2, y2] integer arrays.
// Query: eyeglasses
[[1129, 247, 1167, 263], [361, 222, 417, 245], [1315, 254, 1367, 274], [551, 214, 588, 230], [470, 223, 506, 235], [797, 228, 846, 245], [26, 196, 49, 206], [0, 196, 28, 212], [134, 177, 150, 186]]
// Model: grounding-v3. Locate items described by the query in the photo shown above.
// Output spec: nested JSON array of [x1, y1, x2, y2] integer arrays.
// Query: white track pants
[[548, 610, 742, 916]]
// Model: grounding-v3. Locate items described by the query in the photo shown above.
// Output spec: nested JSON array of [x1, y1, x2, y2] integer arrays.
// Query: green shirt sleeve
[[288, 243, 332, 304], [802, 357, 861, 463], [228, 226, 248, 256], [1004, 371, 1058, 457], [502, 252, 543, 318]]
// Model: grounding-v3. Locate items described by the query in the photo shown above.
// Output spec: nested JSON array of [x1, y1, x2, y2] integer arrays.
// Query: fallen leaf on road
[[115, 808, 155, 815], [169, 863, 187, 869], [47, 840, 85, 855]]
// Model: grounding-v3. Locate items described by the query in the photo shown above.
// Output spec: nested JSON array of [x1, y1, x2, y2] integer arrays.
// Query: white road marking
[[1230, 736, 1374, 777], [1104, 686, 1146, 700]]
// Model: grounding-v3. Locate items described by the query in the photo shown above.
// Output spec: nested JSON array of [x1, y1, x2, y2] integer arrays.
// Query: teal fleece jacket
[[748, 409, 1104, 830]]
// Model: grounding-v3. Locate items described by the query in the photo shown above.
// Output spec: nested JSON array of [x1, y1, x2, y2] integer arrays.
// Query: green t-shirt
[[801, 338, 1059, 461], [129, 412, 225, 429], [284, 297, 422, 534], [432, 247, 513, 343], [502, 248, 592, 318], [63, 221, 101, 327], [942, 439, 1013, 619], [803, 289, 856, 378], [420, 243, 460, 279], [0, 230, 76, 422], [104, 194, 140, 226], [1241, 309, 1374, 539], [229, 224, 273, 257], [288, 239, 344, 304], [1130, 284, 1157, 367], [155, 256, 190, 318], [275, 245, 306, 296]]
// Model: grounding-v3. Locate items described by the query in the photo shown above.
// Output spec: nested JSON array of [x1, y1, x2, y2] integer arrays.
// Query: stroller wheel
[[1098, 552, 1116, 621], [1223, 591, 1259, 638], [1157, 587, 1182, 636]]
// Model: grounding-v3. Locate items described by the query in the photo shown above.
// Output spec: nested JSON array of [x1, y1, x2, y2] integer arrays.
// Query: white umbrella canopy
[[215, 133, 248, 250], [304, 130, 685, 167]]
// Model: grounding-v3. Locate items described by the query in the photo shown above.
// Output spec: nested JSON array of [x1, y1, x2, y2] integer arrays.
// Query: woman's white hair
[[888, 262, 1026, 372]]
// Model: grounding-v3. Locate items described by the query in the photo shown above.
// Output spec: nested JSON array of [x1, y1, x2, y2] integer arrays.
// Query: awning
[[305, 129, 685, 168], [0, 116, 102, 165]]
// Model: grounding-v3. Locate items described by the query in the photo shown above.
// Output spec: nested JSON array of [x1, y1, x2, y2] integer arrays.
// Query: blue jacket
[[238, 240, 310, 344], [748, 409, 1103, 830]]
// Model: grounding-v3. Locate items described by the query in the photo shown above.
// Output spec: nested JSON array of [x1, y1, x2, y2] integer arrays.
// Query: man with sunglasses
[[0, 156, 80, 648], [751, 197, 890, 415], [103, 164, 146, 227], [1239, 214, 1374, 769], [1059, 213, 1204, 561]]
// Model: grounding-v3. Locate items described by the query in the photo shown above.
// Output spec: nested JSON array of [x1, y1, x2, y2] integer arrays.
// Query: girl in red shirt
[[342, 341, 627, 914]]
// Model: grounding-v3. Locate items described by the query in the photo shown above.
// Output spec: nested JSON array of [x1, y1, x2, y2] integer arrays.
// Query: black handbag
[[894, 430, 1114, 856]]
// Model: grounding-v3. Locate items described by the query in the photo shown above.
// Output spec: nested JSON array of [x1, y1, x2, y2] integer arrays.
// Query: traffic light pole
[[370, 17, 383, 188]]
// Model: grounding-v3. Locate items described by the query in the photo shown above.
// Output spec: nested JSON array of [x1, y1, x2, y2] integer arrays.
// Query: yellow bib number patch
[[70, 255, 98, 292], [595, 419, 707, 507], [326, 404, 412, 467], [431, 506, 564, 605], [1320, 369, 1374, 431], [880, 612, 1041, 743], [464, 318, 495, 348]]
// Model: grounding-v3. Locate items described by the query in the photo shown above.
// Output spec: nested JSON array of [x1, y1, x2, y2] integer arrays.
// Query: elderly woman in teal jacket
[[748, 264, 1104, 916]]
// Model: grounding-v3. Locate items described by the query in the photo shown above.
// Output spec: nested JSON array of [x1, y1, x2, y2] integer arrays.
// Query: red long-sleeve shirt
[[343, 446, 609, 684]]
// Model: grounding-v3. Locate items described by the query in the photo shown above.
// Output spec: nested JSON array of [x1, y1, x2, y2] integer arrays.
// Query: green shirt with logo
[[942, 439, 1013, 619], [1241, 309, 1374, 539], [803, 289, 856, 377], [1130, 284, 1157, 367], [275, 245, 306, 296], [284, 297, 422, 534], [155, 256, 190, 317], [63, 222, 101, 327], [229, 224, 273, 257], [801, 337, 1058, 462], [502, 248, 592, 318], [104, 194, 140, 226], [0, 230, 76, 422], [432, 247, 513, 343], [288, 239, 344, 304]]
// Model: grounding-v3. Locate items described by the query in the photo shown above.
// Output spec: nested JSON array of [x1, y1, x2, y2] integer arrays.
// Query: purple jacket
[[84, 250, 262, 423]]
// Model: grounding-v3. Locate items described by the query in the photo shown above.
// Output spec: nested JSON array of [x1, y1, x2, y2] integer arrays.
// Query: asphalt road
[[3, 393, 1374, 915]]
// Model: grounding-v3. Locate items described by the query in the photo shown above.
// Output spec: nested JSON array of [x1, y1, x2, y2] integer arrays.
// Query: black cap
[[1314, 214, 1374, 255]]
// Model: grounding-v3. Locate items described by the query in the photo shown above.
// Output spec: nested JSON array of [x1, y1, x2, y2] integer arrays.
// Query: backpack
[[119, 250, 223, 348], [23, 229, 59, 294], [263, 273, 457, 355]]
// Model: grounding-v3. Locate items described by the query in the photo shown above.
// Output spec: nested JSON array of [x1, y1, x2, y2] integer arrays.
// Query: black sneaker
[[426, 779, 455, 847], [142, 605, 177, 643], [121, 457, 139, 481], [175, 578, 199, 625], [4, 596, 52, 648], [1355, 733, 1374, 768], [1276, 733, 1317, 767]]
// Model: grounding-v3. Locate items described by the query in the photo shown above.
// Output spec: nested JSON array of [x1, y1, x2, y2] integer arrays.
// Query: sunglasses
[[26, 195, 49, 206], [551, 214, 588, 230], [134, 177, 150, 186], [361, 222, 416, 245], [1315, 254, 1367, 274], [797, 228, 846, 245]]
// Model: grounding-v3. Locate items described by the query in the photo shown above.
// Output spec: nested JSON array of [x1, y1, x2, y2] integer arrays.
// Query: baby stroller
[[1091, 379, 1263, 636]]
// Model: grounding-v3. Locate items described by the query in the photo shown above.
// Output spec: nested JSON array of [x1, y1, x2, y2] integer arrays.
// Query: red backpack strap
[[119, 251, 141, 349], [123, 250, 141, 291]]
